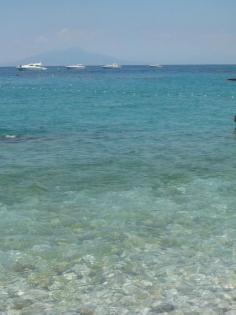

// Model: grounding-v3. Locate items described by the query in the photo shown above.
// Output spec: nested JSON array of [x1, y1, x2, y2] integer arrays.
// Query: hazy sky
[[1, 0, 236, 64]]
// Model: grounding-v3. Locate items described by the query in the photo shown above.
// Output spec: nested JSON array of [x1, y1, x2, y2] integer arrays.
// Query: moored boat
[[102, 63, 121, 69], [149, 64, 162, 68], [66, 64, 86, 69], [17, 62, 47, 70]]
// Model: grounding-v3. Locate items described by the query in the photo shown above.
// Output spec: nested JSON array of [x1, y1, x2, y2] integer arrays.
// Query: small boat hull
[[102, 63, 121, 69], [17, 67, 47, 71], [66, 65, 86, 69], [149, 65, 162, 68]]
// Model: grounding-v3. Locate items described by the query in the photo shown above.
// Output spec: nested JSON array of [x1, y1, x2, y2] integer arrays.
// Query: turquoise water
[[1, 65, 236, 314]]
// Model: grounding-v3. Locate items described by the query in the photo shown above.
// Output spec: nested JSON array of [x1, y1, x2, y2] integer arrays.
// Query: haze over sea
[[1, 65, 236, 314]]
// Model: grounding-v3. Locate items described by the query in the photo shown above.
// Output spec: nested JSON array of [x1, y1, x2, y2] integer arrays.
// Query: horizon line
[[0, 63, 236, 67]]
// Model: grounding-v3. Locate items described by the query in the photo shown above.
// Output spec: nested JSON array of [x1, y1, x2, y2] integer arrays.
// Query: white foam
[[5, 135, 16, 139]]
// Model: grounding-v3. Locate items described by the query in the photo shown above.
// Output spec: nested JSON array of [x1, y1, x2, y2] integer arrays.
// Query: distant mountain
[[10, 47, 130, 66]]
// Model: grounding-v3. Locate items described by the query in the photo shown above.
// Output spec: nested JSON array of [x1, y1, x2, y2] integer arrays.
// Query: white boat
[[66, 64, 86, 69], [17, 62, 47, 71], [102, 63, 121, 69], [149, 64, 162, 68]]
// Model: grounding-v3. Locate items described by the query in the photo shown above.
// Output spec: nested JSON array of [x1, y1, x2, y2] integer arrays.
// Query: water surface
[[1, 65, 236, 314]]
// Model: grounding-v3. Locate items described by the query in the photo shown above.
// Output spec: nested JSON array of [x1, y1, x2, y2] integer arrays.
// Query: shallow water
[[1, 65, 236, 314]]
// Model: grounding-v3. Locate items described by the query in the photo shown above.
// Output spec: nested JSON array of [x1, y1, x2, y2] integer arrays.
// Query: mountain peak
[[12, 47, 129, 66]]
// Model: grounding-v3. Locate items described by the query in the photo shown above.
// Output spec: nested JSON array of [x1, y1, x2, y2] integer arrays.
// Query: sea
[[0, 65, 236, 315]]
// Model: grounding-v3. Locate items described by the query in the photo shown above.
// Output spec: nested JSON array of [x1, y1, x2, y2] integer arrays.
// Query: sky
[[0, 0, 236, 64]]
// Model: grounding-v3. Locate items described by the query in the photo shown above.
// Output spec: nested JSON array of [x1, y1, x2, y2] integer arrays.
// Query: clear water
[[1, 66, 236, 314]]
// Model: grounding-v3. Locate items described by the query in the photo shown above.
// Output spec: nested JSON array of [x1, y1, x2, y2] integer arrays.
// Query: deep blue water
[[1, 65, 236, 314]]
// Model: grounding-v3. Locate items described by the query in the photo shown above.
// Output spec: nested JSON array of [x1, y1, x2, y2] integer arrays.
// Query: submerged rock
[[151, 302, 175, 313], [79, 305, 95, 315], [13, 298, 33, 310]]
